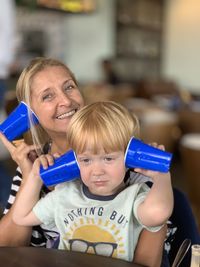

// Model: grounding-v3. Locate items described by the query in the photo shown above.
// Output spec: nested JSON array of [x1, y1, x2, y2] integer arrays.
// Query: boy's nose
[[92, 162, 104, 176]]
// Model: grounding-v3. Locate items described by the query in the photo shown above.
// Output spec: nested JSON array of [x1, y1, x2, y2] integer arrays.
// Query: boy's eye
[[83, 158, 90, 163], [104, 157, 114, 162], [79, 158, 91, 164]]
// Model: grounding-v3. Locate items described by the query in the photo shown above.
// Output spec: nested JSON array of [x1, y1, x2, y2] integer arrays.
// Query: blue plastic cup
[[40, 150, 80, 186], [125, 137, 172, 172], [0, 101, 39, 141]]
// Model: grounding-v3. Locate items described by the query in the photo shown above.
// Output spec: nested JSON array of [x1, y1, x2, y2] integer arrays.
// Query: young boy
[[13, 101, 173, 262]]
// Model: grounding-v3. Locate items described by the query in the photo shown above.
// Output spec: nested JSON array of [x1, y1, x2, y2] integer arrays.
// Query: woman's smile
[[56, 108, 78, 119]]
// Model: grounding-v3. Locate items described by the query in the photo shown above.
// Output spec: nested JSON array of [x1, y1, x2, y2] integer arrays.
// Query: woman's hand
[[0, 132, 38, 177]]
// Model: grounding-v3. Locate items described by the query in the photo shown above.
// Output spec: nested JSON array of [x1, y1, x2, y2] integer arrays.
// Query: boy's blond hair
[[67, 101, 140, 154]]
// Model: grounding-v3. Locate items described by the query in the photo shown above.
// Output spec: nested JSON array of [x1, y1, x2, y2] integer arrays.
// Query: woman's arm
[[134, 225, 168, 267], [0, 207, 32, 246], [0, 133, 39, 246], [0, 170, 33, 246]]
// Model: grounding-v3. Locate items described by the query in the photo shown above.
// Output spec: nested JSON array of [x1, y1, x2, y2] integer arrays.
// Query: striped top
[[4, 167, 59, 248]]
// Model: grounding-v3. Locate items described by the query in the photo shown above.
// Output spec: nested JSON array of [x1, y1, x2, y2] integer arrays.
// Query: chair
[[136, 79, 179, 100], [178, 109, 200, 134], [145, 182, 199, 267], [140, 110, 180, 153], [168, 188, 200, 267], [179, 133, 200, 230]]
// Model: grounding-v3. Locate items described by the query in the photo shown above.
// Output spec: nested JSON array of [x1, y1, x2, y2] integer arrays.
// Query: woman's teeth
[[57, 110, 76, 119]]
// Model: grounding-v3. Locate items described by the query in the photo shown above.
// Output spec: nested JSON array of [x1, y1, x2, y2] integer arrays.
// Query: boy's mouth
[[93, 180, 108, 186]]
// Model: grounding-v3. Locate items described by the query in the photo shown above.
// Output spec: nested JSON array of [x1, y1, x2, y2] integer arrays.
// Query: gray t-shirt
[[33, 179, 161, 262]]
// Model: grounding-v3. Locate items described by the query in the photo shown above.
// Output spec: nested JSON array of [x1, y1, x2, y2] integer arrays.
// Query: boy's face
[[76, 147, 126, 196]]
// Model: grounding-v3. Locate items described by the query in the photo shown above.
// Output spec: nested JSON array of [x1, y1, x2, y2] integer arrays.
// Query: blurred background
[[0, 0, 200, 231]]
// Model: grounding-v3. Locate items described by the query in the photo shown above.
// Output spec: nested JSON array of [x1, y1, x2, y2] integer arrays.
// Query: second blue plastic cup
[[0, 101, 39, 141], [40, 150, 80, 186], [125, 137, 172, 172]]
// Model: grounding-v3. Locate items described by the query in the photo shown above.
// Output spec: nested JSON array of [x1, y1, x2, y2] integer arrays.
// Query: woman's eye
[[42, 94, 53, 101], [64, 84, 75, 93]]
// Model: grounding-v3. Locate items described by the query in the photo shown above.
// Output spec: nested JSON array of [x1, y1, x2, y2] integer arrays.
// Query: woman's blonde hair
[[67, 101, 140, 154], [16, 57, 77, 152]]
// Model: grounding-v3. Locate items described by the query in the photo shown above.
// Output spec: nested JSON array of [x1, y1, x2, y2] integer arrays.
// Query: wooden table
[[0, 247, 145, 267]]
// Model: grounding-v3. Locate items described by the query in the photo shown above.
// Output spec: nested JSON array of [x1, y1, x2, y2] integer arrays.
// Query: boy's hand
[[134, 142, 171, 182], [31, 153, 60, 181]]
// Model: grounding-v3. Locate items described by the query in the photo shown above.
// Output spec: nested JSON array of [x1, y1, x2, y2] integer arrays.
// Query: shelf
[[117, 21, 162, 32], [114, 0, 164, 83], [116, 54, 161, 60], [113, 57, 161, 83]]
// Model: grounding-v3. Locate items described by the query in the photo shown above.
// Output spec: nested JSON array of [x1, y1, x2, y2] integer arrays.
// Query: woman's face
[[30, 66, 84, 137]]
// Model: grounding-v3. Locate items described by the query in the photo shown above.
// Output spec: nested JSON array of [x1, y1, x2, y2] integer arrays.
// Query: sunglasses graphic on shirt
[[69, 238, 118, 257]]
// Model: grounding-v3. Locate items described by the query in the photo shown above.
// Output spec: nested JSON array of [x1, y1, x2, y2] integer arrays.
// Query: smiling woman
[[15, 57, 84, 155], [29, 65, 83, 150], [0, 57, 84, 247]]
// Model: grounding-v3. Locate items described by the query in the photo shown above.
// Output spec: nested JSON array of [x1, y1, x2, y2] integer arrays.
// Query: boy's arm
[[12, 159, 44, 226], [135, 144, 173, 227], [136, 169, 173, 227]]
